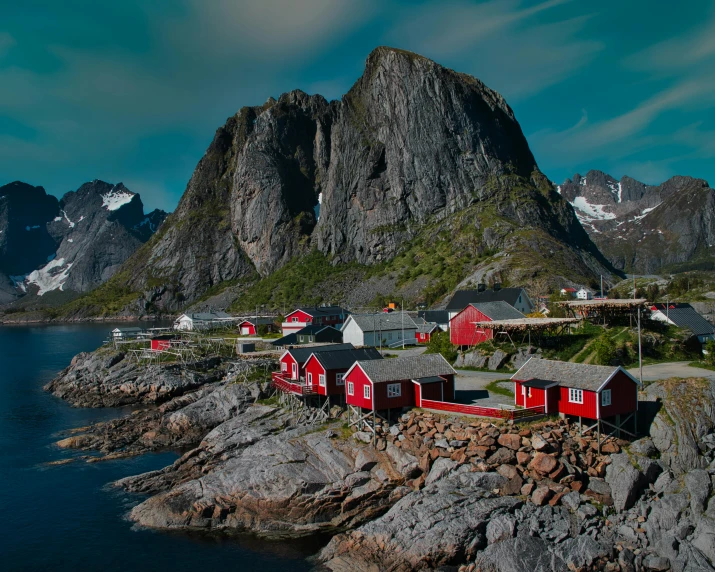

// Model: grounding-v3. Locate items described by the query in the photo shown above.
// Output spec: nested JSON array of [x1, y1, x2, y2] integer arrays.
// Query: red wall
[[556, 386, 598, 418], [285, 309, 343, 327], [450, 305, 494, 346], [373, 379, 414, 410], [417, 332, 431, 344], [238, 321, 257, 335], [304, 356, 349, 397], [280, 353, 302, 380], [151, 339, 171, 351], [599, 371, 638, 418], [345, 365, 374, 409]]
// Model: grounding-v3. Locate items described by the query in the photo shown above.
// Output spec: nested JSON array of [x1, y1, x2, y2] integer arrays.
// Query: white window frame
[[319, 374, 326, 387], [282, 362, 287, 372], [364, 385, 371, 399], [601, 389, 612, 407], [387, 383, 401, 398], [568, 388, 583, 404], [522, 385, 526, 397], [347, 382, 354, 396], [292, 363, 297, 380], [291, 317, 298, 322], [336, 373, 344, 386]]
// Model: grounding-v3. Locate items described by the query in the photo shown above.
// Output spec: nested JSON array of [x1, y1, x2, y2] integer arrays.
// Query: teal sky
[[1, 0, 714, 211]]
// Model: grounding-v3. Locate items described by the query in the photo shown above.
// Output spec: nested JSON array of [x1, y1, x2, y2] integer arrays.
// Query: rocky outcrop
[[44, 349, 231, 407], [84, 47, 614, 314], [560, 170, 715, 273]]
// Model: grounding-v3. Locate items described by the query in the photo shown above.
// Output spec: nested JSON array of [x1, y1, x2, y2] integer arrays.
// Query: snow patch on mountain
[[26, 258, 73, 295], [630, 203, 662, 223], [571, 196, 617, 221], [101, 187, 135, 211]]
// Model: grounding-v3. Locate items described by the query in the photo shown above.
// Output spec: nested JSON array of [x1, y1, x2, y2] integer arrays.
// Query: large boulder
[[605, 453, 657, 512], [488, 350, 509, 371]]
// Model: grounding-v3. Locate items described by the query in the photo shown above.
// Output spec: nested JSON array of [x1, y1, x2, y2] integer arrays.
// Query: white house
[[174, 311, 235, 331], [576, 288, 593, 300], [111, 327, 143, 340], [341, 312, 418, 347]]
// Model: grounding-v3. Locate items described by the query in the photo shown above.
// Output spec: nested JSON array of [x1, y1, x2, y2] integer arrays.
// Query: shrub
[[424, 330, 458, 363]]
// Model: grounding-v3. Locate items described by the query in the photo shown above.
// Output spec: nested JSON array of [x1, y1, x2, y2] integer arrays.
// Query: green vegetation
[[256, 395, 280, 407], [424, 330, 458, 363], [485, 379, 514, 397]]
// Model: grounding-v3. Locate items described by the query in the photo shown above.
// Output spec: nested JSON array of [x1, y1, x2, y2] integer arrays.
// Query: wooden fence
[[420, 399, 544, 421]]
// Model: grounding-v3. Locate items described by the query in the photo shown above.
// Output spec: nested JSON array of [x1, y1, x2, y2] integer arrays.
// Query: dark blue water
[[0, 323, 315, 571]]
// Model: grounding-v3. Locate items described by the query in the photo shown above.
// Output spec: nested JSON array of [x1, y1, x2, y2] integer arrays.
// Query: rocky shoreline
[[47, 350, 715, 571]]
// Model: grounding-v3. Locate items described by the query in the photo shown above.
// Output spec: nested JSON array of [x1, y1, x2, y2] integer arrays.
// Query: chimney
[[493, 283, 501, 291], [477, 283, 486, 292]]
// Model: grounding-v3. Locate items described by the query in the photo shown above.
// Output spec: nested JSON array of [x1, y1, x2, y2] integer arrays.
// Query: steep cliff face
[[0, 180, 167, 305], [70, 47, 617, 315], [560, 170, 715, 273]]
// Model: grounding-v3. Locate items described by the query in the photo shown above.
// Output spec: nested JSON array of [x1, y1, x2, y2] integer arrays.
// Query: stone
[[529, 452, 558, 474], [531, 434, 549, 451], [486, 514, 516, 544], [577, 504, 598, 520], [385, 443, 420, 478], [643, 555, 670, 571], [532, 486, 552, 506], [496, 464, 519, 480], [354, 448, 379, 472], [521, 483, 535, 496], [606, 453, 645, 512], [587, 478, 612, 497], [474, 535, 570, 572], [489, 447, 516, 465], [601, 441, 621, 454], [488, 350, 509, 371], [353, 431, 373, 444], [684, 469, 711, 515], [630, 437, 658, 457], [561, 491, 581, 511], [498, 433, 522, 451], [425, 457, 457, 486], [516, 451, 531, 465]]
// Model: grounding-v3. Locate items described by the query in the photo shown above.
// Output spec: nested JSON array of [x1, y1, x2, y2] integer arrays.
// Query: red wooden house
[[512, 358, 639, 419], [303, 347, 383, 398], [450, 301, 525, 347], [281, 306, 349, 335], [150, 334, 174, 351], [277, 343, 354, 385], [237, 317, 276, 336], [344, 354, 455, 412], [416, 322, 439, 344]]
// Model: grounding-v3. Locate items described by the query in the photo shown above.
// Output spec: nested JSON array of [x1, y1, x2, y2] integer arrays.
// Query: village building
[[417, 310, 450, 331], [344, 354, 456, 412], [650, 302, 715, 344], [277, 343, 354, 384], [559, 287, 577, 297], [173, 311, 235, 331], [281, 306, 349, 335], [111, 327, 143, 340], [450, 301, 525, 347], [416, 322, 439, 344], [512, 358, 639, 424], [341, 312, 417, 347], [271, 324, 343, 348], [576, 288, 593, 300], [445, 285, 534, 319], [237, 317, 276, 336], [303, 347, 383, 400], [150, 334, 175, 351]]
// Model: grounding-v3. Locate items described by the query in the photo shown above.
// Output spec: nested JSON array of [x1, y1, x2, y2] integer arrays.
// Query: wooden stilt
[[372, 410, 376, 446], [616, 414, 621, 438], [597, 420, 601, 455], [579, 416, 582, 434]]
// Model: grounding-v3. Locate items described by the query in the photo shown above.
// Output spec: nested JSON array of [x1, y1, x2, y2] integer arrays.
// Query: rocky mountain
[[560, 170, 715, 273], [73, 47, 615, 317], [0, 180, 167, 306]]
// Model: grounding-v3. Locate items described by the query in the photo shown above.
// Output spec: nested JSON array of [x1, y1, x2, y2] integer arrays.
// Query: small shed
[[416, 322, 439, 344], [237, 317, 275, 336], [150, 334, 175, 351], [112, 327, 143, 340]]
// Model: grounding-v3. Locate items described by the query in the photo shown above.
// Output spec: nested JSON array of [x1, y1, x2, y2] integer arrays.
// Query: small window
[[387, 383, 401, 398], [319, 374, 325, 387], [364, 385, 371, 399], [522, 385, 526, 397], [291, 317, 298, 322], [282, 362, 287, 372], [527, 387, 532, 398], [336, 373, 344, 386], [568, 388, 583, 404], [347, 382, 354, 395], [601, 389, 612, 407], [307, 372, 313, 385]]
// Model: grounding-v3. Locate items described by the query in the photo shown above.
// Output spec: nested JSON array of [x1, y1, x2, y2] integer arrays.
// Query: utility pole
[[600, 274, 603, 299], [638, 304, 643, 386], [401, 298, 405, 349]]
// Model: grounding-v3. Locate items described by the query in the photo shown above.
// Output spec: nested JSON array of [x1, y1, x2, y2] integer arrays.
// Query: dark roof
[[296, 324, 341, 335], [271, 333, 297, 346], [446, 288, 530, 311], [309, 347, 383, 369], [512, 358, 637, 391], [521, 378, 558, 389], [470, 301, 525, 321], [345, 312, 417, 332], [412, 375, 445, 385], [285, 343, 355, 364], [292, 306, 349, 317], [113, 327, 142, 332], [418, 310, 450, 324], [652, 303, 714, 337], [355, 354, 455, 384], [240, 317, 275, 325]]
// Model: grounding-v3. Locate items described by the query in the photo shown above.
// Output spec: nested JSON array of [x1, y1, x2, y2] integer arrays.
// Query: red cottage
[[416, 322, 439, 344], [512, 358, 640, 421], [277, 343, 354, 385], [450, 301, 525, 347], [303, 347, 383, 399], [238, 317, 276, 336], [344, 354, 455, 412], [281, 306, 350, 335], [150, 334, 174, 351]]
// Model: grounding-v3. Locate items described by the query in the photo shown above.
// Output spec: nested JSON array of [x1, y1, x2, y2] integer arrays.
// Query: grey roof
[[184, 311, 232, 321], [446, 288, 530, 311], [652, 303, 714, 337], [113, 327, 142, 332], [285, 343, 354, 364], [417, 322, 439, 334], [295, 306, 349, 317], [240, 317, 275, 325], [418, 310, 450, 324], [470, 301, 525, 321], [344, 312, 418, 333], [355, 354, 455, 384], [512, 358, 635, 391], [295, 324, 341, 335], [412, 375, 444, 385], [309, 347, 383, 370]]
